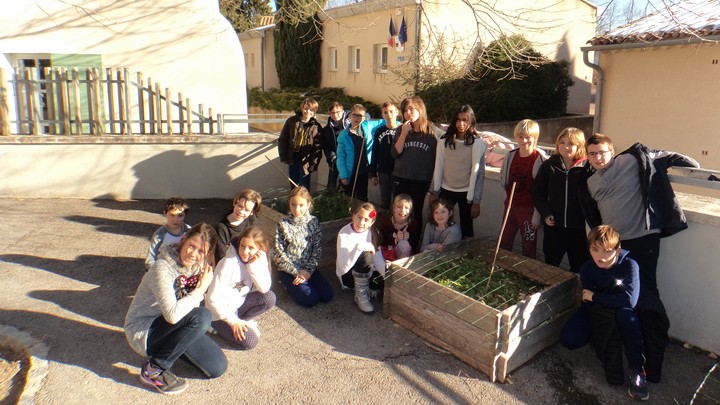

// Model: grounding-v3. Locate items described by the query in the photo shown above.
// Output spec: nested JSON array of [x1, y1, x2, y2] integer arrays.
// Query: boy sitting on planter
[[559, 225, 649, 401]]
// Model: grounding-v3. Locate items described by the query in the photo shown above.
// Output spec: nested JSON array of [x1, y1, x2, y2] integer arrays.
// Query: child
[[369, 102, 401, 209], [216, 189, 262, 263], [273, 186, 333, 308], [205, 226, 276, 350], [336, 201, 387, 313], [580, 133, 700, 382], [499, 119, 546, 259], [277, 98, 323, 189], [125, 223, 227, 395], [336, 104, 384, 201], [320, 101, 350, 190], [391, 96, 440, 224], [145, 197, 191, 271], [377, 194, 420, 261], [421, 198, 462, 252], [559, 225, 648, 401], [429, 105, 487, 239], [532, 127, 591, 272]]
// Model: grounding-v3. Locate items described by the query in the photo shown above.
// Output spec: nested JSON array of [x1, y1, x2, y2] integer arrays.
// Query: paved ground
[[0, 198, 716, 404]]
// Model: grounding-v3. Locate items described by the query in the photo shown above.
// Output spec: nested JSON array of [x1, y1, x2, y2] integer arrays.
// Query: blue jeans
[[278, 270, 333, 308], [147, 307, 227, 378], [289, 155, 311, 189]]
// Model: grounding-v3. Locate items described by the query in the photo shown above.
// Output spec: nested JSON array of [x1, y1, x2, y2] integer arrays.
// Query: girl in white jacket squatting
[[336, 201, 387, 314], [205, 227, 276, 350]]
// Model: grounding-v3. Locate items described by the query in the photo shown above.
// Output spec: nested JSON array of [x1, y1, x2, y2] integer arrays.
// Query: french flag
[[388, 16, 396, 47]]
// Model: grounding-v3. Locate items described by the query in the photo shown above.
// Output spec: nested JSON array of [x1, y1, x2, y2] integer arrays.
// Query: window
[[373, 44, 389, 73], [328, 48, 338, 71], [348, 46, 360, 72]]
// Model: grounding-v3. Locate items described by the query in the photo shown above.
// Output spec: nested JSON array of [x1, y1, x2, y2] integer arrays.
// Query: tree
[[419, 35, 574, 123], [273, 0, 326, 88], [219, 0, 273, 32]]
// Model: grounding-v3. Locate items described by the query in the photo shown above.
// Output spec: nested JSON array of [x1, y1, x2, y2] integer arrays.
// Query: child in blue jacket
[[336, 104, 383, 201]]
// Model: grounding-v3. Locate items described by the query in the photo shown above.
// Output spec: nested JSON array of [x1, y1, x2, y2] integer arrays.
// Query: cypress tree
[[274, 0, 324, 88]]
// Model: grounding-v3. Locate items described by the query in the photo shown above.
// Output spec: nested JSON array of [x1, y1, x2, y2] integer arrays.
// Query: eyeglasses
[[588, 150, 612, 157], [351, 113, 363, 119]]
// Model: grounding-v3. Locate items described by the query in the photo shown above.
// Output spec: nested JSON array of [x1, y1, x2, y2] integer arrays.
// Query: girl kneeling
[[273, 186, 333, 307], [205, 226, 276, 350], [124, 223, 227, 395], [336, 201, 387, 314]]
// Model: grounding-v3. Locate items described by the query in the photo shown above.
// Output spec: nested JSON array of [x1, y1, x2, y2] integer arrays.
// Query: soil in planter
[[422, 256, 545, 310], [266, 188, 352, 223]]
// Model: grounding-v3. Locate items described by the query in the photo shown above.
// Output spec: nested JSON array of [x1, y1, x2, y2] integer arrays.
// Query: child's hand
[[545, 215, 555, 226], [401, 120, 412, 136], [427, 193, 437, 206], [293, 270, 311, 285], [246, 250, 264, 265], [231, 320, 249, 341], [371, 177, 379, 186], [435, 244, 444, 252], [470, 203, 481, 219], [341, 179, 349, 186], [195, 260, 214, 293], [582, 289, 594, 302]]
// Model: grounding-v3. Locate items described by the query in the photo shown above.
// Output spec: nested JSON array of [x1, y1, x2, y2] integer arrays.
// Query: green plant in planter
[[423, 256, 545, 310]]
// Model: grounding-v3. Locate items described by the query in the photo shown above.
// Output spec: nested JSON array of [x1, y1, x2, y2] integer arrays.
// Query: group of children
[[504, 120, 699, 401], [127, 96, 699, 400]]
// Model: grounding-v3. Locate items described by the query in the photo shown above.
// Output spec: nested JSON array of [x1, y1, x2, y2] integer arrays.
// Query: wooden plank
[[123, 68, 132, 135], [86, 68, 96, 134], [165, 87, 173, 135], [26, 68, 40, 135], [498, 276, 579, 340], [71, 68, 82, 135], [185, 97, 192, 135], [106, 68, 116, 134], [389, 265, 500, 333], [91, 68, 103, 135], [0, 69, 10, 135], [117, 68, 127, 134], [154, 82, 162, 134], [389, 288, 497, 376], [43, 67, 56, 135], [136, 72, 145, 134], [499, 306, 576, 378], [178, 92, 184, 134], [58, 68, 70, 135]]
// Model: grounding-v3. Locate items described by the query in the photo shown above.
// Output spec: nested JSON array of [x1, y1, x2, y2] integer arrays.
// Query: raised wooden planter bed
[[383, 237, 580, 382]]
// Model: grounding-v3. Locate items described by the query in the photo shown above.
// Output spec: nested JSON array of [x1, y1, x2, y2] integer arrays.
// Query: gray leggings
[[210, 290, 276, 350]]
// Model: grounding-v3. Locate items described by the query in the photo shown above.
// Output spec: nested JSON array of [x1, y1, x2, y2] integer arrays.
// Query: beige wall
[[318, 0, 595, 114], [598, 45, 719, 170], [0, 0, 248, 131], [0, 135, 286, 199], [239, 29, 280, 90]]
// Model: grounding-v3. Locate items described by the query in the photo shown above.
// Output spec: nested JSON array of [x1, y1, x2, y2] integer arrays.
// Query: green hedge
[[248, 87, 382, 117], [419, 35, 574, 123]]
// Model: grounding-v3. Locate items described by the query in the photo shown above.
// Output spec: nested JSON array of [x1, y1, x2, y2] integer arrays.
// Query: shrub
[[248, 87, 382, 117], [419, 34, 574, 123]]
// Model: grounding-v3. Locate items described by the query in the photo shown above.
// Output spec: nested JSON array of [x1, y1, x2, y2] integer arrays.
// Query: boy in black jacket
[[560, 225, 648, 400]]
